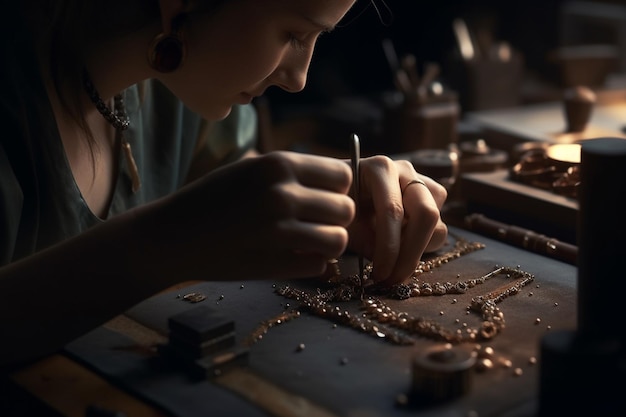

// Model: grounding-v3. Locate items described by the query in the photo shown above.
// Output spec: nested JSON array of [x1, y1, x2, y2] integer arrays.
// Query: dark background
[[264, 0, 622, 110]]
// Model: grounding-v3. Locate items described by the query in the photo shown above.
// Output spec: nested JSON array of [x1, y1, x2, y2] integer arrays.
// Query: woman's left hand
[[347, 156, 448, 285]]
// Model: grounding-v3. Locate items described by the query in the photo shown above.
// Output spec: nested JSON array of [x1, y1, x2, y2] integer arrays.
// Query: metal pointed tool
[[350, 133, 364, 295]]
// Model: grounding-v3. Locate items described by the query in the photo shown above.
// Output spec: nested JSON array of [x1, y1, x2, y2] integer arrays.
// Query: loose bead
[[475, 358, 494, 372]]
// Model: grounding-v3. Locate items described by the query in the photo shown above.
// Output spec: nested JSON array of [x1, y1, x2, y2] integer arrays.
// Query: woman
[[0, 0, 447, 369]]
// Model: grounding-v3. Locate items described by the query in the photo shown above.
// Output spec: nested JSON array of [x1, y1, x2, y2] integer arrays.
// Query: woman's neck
[[83, 24, 160, 102]]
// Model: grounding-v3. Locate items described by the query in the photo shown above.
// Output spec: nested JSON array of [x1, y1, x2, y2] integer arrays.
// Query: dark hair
[[27, 1, 159, 141], [25, 0, 227, 156]]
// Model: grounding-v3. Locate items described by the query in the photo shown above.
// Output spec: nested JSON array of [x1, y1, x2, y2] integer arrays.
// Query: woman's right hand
[[135, 151, 356, 282]]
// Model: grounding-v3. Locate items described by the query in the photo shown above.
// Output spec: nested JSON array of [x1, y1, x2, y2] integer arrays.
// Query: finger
[[283, 152, 353, 193], [393, 159, 447, 209], [425, 219, 448, 253], [359, 157, 405, 282], [281, 220, 350, 260], [285, 184, 355, 227], [385, 184, 441, 284], [418, 175, 448, 209]]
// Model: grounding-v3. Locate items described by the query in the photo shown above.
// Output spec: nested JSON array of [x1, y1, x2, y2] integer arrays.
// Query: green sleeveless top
[[0, 20, 257, 265]]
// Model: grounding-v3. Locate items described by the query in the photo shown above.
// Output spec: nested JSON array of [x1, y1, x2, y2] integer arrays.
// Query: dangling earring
[[147, 15, 186, 73]]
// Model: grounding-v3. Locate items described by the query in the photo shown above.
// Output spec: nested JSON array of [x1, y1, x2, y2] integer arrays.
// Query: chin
[[203, 105, 233, 121]]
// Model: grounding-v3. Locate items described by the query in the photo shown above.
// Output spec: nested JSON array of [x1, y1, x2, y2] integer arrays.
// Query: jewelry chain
[[247, 235, 535, 346]]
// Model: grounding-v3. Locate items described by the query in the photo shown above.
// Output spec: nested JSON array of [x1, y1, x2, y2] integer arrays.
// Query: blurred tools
[[447, 17, 523, 111], [562, 85, 596, 133], [381, 38, 459, 152], [465, 213, 577, 265], [383, 38, 444, 106], [452, 18, 476, 61]]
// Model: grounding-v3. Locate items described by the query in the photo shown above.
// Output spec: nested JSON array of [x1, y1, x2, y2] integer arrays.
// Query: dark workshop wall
[[264, 0, 567, 109]]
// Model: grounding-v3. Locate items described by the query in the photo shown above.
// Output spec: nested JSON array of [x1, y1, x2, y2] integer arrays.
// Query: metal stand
[[538, 138, 626, 416]]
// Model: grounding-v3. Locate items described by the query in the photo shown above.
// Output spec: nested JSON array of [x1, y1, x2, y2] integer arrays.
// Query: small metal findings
[[182, 292, 206, 303], [477, 346, 495, 359], [411, 345, 477, 403], [498, 358, 513, 368], [296, 343, 305, 352], [392, 283, 412, 299], [479, 322, 499, 340], [475, 358, 494, 373], [322, 258, 342, 282]]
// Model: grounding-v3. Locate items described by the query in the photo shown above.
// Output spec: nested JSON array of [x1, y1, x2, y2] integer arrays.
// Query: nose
[[270, 49, 313, 93]]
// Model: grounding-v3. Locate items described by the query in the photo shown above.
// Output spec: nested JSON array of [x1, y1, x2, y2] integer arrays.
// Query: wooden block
[[167, 332, 236, 359], [460, 169, 578, 244], [167, 305, 235, 344]]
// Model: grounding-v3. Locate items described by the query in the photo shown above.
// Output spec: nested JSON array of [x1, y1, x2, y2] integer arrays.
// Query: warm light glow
[[546, 143, 581, 164]]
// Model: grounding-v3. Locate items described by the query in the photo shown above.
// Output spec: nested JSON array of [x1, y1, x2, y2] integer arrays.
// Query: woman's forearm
[[0, 205, 179, 369]]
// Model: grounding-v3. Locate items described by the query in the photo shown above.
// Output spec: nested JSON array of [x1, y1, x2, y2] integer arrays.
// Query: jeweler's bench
[[11, 226, 584, 417]]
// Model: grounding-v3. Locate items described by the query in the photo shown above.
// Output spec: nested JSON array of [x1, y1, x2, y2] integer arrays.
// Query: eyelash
[[289, 33, 309, 51], [289, 31, 326, 51]]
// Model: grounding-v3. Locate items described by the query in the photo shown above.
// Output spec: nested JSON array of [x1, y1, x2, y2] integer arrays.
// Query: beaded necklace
[[82, 69, 141, 193]]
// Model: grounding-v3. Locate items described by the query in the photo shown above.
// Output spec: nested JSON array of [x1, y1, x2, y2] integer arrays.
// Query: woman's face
[[157, 0, 357, 121]]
